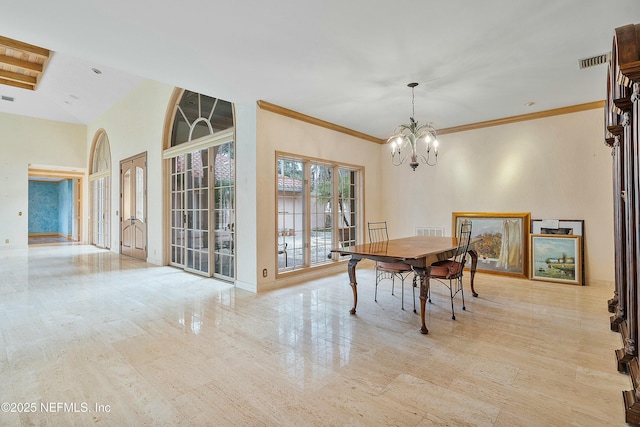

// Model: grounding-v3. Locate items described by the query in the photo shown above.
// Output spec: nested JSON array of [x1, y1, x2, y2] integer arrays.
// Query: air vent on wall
[[578, 52, 611, 69], [1, 95, 14, 102], [416, 227, 444, 237]]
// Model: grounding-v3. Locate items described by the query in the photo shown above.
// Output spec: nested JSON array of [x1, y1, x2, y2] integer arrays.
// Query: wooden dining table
[[332, 235, 479, 334]]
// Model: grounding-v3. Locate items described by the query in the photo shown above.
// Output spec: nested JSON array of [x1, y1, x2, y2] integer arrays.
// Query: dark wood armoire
[[605, 23, 640, 426]]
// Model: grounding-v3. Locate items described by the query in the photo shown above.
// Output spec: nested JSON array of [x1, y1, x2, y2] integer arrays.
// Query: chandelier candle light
[[388, 82, 438, 170]]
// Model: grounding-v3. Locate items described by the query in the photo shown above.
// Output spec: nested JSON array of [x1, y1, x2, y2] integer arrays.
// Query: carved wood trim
[[615, 24, 640, 86]]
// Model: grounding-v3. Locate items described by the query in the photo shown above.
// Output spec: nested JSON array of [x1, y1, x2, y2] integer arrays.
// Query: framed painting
[[531, 219, 583, 236], [530, 234, 582, 285], [452, 212, 531, 278]]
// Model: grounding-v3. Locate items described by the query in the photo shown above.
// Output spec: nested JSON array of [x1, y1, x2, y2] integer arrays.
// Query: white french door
[[168, 141, 235, 280], [91, 176, 110, 248], [170, 149, 212, 275]]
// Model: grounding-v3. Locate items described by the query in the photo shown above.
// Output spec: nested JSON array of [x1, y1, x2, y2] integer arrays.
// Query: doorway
[[28, 166, 84, 245], [120, 152, 147, 259]]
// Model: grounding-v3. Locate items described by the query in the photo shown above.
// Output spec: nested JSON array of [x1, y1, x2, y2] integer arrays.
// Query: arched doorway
[[89, 130, 112, 249], [163, 89, 236, 280]]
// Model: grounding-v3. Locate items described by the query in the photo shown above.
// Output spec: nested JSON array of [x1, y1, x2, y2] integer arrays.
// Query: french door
[[169, 142, 235, 279], [170, 149, 212, 275], [120, 152, 147, 259], [91, 176, 110, 248]]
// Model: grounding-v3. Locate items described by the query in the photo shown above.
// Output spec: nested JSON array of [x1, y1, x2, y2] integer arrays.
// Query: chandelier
[[387, 82, 438, 171]]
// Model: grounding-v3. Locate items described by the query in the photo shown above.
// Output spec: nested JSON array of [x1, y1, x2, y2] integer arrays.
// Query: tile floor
[[0, 244, 631, 426]]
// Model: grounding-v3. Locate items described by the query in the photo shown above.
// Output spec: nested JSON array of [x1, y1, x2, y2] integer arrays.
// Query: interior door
[[120, 153, 147, 259]]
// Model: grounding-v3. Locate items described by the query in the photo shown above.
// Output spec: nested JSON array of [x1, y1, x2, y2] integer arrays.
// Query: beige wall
[[87, 80, 174, 264], [381, 108, 614, 283], [0, 113, 86, 250], [255, 108, 383, 291]]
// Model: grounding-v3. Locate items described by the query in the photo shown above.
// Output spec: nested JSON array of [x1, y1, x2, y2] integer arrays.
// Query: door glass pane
[[92, 179, 101, 246], [123, 169, 131, 220], [170, 156, 185, 267], [135, 166, 144, 222], [185, 149, 210, 275], [104, 177, 110, 249], [214, 142, 234, 279]]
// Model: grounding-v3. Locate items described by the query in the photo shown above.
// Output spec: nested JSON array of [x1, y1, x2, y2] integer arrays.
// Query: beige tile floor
[[0, 244, 631, 426]]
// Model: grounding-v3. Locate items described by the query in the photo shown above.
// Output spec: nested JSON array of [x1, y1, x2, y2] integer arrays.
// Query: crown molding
[[257, 100, 385, 144], [258, 100, 605, 144]]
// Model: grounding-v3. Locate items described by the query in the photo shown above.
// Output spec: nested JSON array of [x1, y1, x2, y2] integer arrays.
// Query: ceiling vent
[[578, 52, 611, 69], [1, 95, 14, 102]]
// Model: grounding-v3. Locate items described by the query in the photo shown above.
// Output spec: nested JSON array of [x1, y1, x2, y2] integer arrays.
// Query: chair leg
[[412, 275, 417, 314], [449, 279, 456, 320], [374, 273, 378, 302], [401, 275, 405, 310], [460, 277, 466, 311]]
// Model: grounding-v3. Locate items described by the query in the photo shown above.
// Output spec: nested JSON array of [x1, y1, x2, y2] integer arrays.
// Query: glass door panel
[[170, 156, 185, 267], [213, 142, 235, 279], [185, 149, 211, 276], [168, 144, 235, 280]]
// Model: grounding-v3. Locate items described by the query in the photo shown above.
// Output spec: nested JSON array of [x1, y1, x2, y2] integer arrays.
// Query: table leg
[[414, 266, 431, 334], [467, 249, 479, 297], [347, 258, 361, 314]]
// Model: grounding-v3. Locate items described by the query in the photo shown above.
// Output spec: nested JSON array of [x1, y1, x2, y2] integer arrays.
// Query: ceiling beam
[[0, 69, 36, 85], [0, 36, 50, 58], [0, 76, 33, 90], [0, 55, 43, 72]]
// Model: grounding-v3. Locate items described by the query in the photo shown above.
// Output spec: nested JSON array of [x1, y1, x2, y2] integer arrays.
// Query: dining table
[[332, 235, 479, 334]]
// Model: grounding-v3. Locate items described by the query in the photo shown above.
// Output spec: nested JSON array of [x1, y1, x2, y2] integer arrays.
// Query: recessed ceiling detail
[[0, 35, 51, 91]]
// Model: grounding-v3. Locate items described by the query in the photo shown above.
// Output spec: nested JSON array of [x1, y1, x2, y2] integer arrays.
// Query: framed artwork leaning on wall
[[530, 234, 583, 285], [452, 212, 531, 278]]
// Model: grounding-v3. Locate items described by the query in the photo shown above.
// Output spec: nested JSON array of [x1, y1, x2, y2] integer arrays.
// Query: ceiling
[[0, 1, 639, 140]]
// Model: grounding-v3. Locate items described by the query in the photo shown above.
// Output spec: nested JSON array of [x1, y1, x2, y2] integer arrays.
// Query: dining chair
[[368, 221, 416, 311], [428, 220, 473, 320]]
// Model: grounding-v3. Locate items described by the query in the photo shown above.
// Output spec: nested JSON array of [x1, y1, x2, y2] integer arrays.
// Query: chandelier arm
[[391, 152, 408, 166], [417, 152, 438, 167]]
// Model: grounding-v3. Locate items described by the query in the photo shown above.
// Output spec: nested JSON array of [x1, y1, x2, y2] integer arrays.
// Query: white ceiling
[[0, 1, 639, 139]]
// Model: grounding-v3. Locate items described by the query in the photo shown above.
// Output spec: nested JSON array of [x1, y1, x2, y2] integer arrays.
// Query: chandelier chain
[[411, 86, 415, 119]]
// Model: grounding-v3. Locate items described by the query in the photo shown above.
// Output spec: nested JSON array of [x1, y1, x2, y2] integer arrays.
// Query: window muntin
[[170, 91, 234, 147]]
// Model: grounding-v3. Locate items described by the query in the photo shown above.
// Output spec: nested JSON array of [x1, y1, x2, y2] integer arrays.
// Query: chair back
[[453, 220, 473, 266], [368, 221, 389, 243]]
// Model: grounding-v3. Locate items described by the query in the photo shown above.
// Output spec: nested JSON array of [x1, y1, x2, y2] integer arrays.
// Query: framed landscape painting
[[531, 219, 585, 285], [452, 212, 531, 278], [530, 234, 582, 285]]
